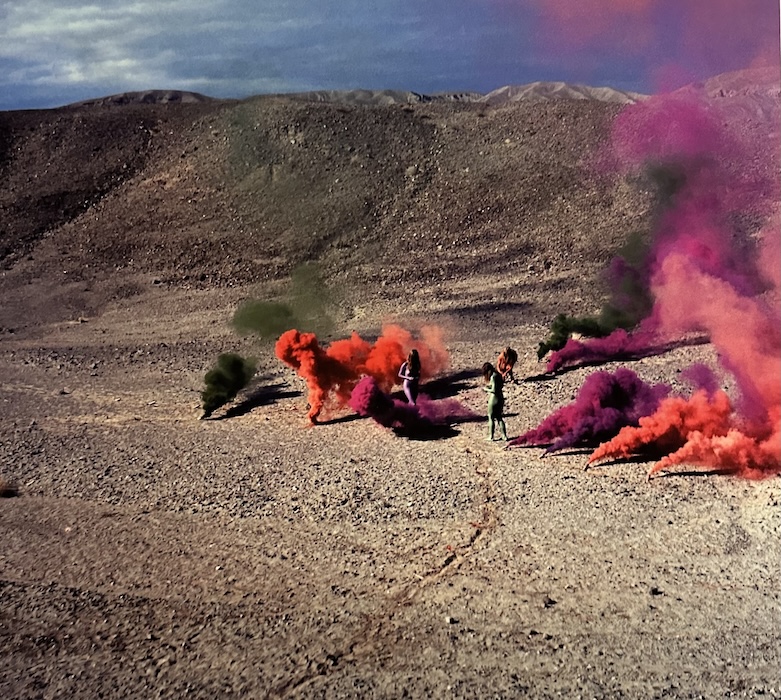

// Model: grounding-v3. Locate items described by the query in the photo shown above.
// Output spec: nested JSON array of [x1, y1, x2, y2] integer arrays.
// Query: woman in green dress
[[482, 362, 507, 441]]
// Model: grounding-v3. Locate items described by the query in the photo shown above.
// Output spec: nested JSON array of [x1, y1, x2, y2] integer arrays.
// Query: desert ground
[[1, 72, 779, 698]]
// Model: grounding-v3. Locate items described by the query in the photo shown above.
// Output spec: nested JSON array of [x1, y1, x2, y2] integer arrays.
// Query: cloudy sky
[[1, 0, 778, 110]]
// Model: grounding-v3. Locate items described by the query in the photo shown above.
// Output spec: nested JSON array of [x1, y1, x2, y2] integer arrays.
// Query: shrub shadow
[[217, 382, 302, 419], [393, 425, 461, 441]]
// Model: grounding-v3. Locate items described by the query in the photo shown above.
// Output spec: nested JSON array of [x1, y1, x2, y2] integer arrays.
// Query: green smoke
[[232, 262, 334, 338], [537, 162, 688, 359], [232, 300, 297, 337], [537, 230, 654, 359], [537, 314, 610, 359], [201, 353, 257, 419]]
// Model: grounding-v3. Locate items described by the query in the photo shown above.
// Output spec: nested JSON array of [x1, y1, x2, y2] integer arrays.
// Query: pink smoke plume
[[510, 368, 669, 453], [587, 218, 781, 478], [501, 1, 781, 478], [548, 88, 779, 374], [531, 0, 655, 50], [518, 0, 780, 90], [275, 324, 449, 422], [546, 328, 657, 373], [679, 362, 721, 397], [348, 376, 479, 435]]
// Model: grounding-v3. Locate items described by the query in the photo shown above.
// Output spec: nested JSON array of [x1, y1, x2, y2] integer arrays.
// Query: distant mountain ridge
[[67, 90, 216, 108], [479, 82, 647, 105], [63, 81, 648, 109], [279, 82, 648, 106], [60, 67, 780, 111]]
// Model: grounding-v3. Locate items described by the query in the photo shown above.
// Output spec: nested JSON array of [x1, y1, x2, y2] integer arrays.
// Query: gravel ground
[[1, 287, 779, 699]]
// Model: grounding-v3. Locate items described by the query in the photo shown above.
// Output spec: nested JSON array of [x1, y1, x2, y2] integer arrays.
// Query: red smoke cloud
[[588, 389, 733, 467], [653, 251, 780, 423], [275, 329, 358, 422], [649, 425, 781, 479], [275, 324, 449, 422], [510, 367, 669, 453]]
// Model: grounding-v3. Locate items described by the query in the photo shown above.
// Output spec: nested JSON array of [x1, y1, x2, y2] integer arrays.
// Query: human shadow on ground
[[421, 368, 483, 400]]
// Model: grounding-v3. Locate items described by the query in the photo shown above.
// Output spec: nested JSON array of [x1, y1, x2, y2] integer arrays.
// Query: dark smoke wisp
[[201, 353, 257, 419]]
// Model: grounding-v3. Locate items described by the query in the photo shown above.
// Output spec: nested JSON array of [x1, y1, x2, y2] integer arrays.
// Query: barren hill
[[2, 72, 776, 334], [0, 86, 651, 332]]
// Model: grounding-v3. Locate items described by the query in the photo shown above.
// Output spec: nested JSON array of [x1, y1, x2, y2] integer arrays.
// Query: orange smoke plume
[[275, 329, 357, 422], [652, 249, 780, 477], [648, 412, 781, 480], [275, 324, 449, 422], [363, 324, 449, 391], [588, 389, 733, 466]]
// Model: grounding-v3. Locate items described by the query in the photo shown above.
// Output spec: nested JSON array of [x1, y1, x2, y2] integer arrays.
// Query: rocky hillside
[[0, 70, 777, 332]]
